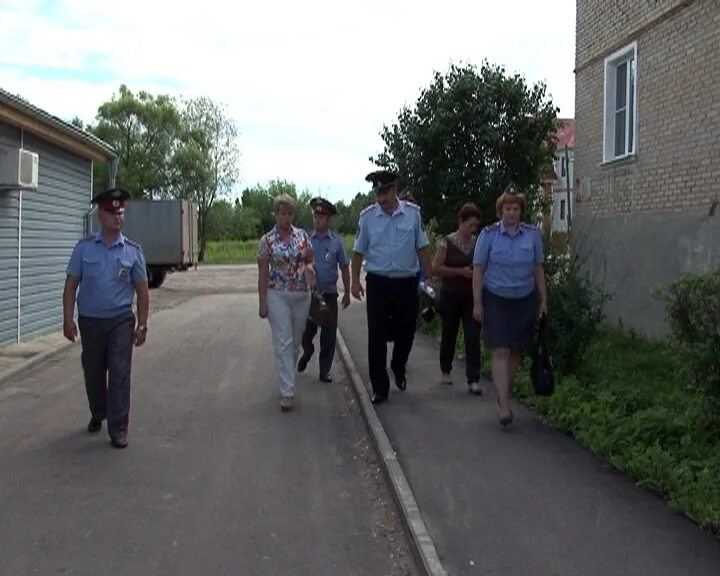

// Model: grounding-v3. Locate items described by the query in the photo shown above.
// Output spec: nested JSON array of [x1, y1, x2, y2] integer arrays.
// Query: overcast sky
[[0, 0, 576, 203]]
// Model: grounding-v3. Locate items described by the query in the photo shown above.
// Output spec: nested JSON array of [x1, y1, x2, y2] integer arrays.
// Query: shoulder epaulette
[[125, 238, 142, 248], [403, 200, 420, 210], [359, 203, 376, 217], [79, 235, 94, 242], [483, 223, 500, 233]]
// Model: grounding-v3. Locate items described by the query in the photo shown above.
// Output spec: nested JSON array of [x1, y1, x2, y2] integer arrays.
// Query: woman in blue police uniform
[[63, 187, 149, 449], [351, 170, 433, 404], [297, 196, 351, 382], [472, 182, 547, 427]]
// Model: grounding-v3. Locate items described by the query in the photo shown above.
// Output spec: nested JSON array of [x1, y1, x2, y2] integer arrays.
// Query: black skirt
[[482, 288, 537, 350]]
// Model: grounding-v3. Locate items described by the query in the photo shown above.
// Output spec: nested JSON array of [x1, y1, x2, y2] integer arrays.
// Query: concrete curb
[[0, 340, 75, 387], [336, 329, 448, 576]]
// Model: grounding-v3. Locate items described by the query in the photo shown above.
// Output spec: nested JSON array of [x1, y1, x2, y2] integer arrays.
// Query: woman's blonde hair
[[273, 194, 295, 214], [495, 182, 527, 218]]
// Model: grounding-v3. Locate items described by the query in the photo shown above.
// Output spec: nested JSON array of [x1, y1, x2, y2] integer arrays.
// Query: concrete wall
[[574, 212, 720, 336], [573, 0, 720, 336]]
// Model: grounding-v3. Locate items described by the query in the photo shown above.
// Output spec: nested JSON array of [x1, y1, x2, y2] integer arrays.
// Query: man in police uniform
[[297, 197, 351, 382], [62, 187, 149, 449], [351, 170, 433, 404]]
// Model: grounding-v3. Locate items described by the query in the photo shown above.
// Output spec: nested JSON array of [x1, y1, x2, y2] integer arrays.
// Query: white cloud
[[0, 0, 576, 201]]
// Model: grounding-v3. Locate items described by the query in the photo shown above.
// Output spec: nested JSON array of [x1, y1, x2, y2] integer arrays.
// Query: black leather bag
[[531, 314, 555, 396], [309, 290, 334, 328]]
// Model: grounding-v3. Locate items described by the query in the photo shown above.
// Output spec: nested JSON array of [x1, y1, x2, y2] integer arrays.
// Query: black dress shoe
[[87, 418, 102, 433], [110, 434, 128, 449], [297, 355, 310, 373], [370, 393, 388, 404], [319, 374, 332, 383], [394, 375, 407, 391]]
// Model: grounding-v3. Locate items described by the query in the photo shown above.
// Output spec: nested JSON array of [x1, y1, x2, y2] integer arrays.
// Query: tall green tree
[[178, 97, 241, 261], [372, 62, 558, 233], [89, 84, 183, 197], [240, 179, 314, 234]]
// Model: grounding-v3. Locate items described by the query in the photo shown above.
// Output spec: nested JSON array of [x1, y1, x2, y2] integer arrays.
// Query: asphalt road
[[0, 266, 416, 576]]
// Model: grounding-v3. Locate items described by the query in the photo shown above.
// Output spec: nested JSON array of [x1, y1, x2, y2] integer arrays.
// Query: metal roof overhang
[[0, 88, 115, 162]]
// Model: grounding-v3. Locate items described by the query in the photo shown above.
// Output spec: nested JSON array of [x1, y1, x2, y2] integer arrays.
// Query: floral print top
[[257, 225, 312, 292]]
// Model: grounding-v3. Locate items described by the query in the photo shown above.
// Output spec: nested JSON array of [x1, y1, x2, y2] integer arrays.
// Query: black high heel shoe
[[499, 411, 514, 427], [496, 398, 513, 427]]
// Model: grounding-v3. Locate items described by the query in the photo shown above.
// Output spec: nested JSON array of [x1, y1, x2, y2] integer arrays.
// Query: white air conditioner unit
[[0, 147, 39, 190]]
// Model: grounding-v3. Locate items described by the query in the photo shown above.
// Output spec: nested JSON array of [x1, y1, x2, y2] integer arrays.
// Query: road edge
[[0, 339, 75, 387], [336, 329, 448, 576]]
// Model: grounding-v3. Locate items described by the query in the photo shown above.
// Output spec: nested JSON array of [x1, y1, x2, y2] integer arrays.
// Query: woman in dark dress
[[431, 203, 483, 394]]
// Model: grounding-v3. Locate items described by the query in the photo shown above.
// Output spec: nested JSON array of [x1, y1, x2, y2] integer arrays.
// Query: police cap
[[92, 187, 130, 214], [309, 196, 337, 215], [365, 170, 398, 194]]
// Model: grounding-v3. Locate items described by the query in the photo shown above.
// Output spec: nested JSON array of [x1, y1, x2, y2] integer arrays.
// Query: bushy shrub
[[655, 268, 720, 393], [543, 240, 610, 375]]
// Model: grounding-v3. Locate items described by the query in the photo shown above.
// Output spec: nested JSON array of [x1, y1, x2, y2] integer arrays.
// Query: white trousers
[[267, 289, 310, 398]]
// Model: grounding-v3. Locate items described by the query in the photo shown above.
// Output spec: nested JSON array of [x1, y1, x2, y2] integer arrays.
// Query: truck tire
[[147, 267, 167, 289]]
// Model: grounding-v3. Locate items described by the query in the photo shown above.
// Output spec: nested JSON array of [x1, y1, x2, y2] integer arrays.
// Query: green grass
[[205, 234, 356, 265], [423, 321, 720, 535], [204, 240, 261, 264]]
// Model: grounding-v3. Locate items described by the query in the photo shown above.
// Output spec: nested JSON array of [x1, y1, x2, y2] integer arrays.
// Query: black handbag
[[309, 290, 334, 328], [531, 314, 555, 396]]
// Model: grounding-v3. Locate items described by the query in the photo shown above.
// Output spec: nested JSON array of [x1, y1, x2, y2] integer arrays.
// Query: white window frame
[[603, 42, 637, 163]]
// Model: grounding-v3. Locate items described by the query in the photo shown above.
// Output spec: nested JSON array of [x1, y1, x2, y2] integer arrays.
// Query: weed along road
[[0, 265, 416, 576]]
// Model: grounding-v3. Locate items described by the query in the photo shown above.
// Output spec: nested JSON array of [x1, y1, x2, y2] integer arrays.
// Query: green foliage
[[89, 84, 183, 197], [177, 96, 240, 260], [372, 62, 558, 233], [204, 235, 357, 265], [654, 268, 720, 393], [204, 240, 260, 264], [333, 191, 376, 236], [544, 241, 610, 375], [87, 86, 241, 261], [514, 328, 720, 534]]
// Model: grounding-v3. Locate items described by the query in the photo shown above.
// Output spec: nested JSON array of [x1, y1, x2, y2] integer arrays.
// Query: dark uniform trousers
[[78, 312, 135, 438], [366, 273, 419, 397], [301, 293, 339, 377]]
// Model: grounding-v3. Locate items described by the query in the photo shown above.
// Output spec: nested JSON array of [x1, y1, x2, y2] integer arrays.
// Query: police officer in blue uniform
[[297, 196, 351, 382], [472, 181, 548, 426], [62, 187, 149, 448], [351, 170, 433, 404]]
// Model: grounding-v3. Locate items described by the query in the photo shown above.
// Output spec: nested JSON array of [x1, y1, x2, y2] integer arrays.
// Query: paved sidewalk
[[0, 331, 72, 386], [338, 301, 720, 576]]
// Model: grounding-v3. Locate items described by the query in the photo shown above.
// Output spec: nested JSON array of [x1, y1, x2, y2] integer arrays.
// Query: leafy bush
[[655, 269, 720, 393], [543, 241, 610, 375]]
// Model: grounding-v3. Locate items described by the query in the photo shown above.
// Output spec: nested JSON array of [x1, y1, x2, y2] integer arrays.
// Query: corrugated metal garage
[[0, 88, 115, 346]]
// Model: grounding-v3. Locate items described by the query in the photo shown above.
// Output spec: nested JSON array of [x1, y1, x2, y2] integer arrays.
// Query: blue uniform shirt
[[66, 232, 147, 319], [310, 229, 349, 294], [473, 221, 544, 299], [353, 200, 429, 278]]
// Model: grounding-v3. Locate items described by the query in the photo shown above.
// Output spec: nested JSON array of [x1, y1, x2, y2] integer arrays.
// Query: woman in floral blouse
[[257, 195, 316, 412]]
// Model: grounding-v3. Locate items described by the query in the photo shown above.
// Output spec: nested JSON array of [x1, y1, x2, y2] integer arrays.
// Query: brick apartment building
[[573, 0, 720, 335]]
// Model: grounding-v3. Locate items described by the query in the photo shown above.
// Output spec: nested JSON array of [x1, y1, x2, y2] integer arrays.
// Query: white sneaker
[[441, 373, 452, 385], [468, 382, 482, 396], [280, 397, 293, 412]]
